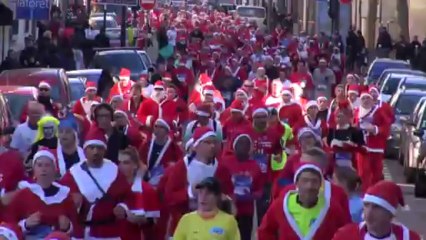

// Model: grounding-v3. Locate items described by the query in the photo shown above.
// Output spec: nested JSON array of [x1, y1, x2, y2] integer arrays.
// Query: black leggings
[[237, 215, 253, 240]]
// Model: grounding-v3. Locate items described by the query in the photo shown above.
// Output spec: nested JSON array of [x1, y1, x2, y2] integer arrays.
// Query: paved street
[[384, 159, 426, 238]]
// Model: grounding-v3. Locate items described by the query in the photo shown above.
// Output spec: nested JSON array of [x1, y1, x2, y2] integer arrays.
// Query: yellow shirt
[[173, 210, 241, 240], [287, 192, 325, 236]]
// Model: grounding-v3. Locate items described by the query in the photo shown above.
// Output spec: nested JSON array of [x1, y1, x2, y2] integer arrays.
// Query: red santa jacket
[[377, 100, 395, 123], [108, 80, 134, 101], [139, 136, 182, 187], [333, 222, 422, 240], [124, 125, 144, 149], [72, 96, 103, 119], [278, 102, 304, 127], [136, 98, 178, 128], [119, 175, 160, 240], [60, 160, 134, 239], [354, 106, 391, 153], [258, 185, 350, 240], [4, 181, 79, 237], [164, 157, 233, 233]]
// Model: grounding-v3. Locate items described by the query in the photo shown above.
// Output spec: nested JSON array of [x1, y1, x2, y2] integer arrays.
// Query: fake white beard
[[151, 91, 165, 102]]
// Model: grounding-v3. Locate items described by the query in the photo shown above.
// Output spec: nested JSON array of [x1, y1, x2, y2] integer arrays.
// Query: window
[[404, 82, 426, 91], [97, 52, 146, 74], [4, 93, 33, 121], [236, 7, 266, 18], [369, 62, 410, 80], [69, 80, 86, 103], [382, 77, 403, 95], [395, 95, 424, 115]]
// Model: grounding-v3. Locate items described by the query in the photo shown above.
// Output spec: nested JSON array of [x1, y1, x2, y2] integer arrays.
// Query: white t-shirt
[[10, 122, 37, 157], [167, 29, 177, 46]]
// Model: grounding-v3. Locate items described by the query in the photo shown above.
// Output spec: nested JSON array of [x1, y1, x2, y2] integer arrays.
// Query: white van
[[235, 6, 266, 30]]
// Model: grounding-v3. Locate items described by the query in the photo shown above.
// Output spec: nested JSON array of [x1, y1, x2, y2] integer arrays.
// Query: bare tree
[[396, 0, 410, 39], [366, 0, 378, 49]]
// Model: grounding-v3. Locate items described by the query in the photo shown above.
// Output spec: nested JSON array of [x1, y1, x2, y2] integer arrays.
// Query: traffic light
[[328, 0, 339, 19]]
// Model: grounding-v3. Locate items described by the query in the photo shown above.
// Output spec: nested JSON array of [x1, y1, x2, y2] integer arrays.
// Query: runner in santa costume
[[354, 89, 391, 191], [164, 126, 233, 234], [264, 77, 284, 109], [136, 81, 178, 129], [368, 84, 395, 123], [183, 103, 223, 144], [5, 149, 77, 238], [172, 56, 195, 99], [188, 85, 225, 119], [117, 147, 160, 240], [294, 100, 328, 139], [0, 222, 24, 240], [219, 88, 251, 123], [333, 180, 422, 240], [258, 163, 349, 240], [60, 128, 133, 239], [72, 81, 103, 120], [327, 84, 347, 128], [278, 86, 303, 127], [347, 84, 361, 109], [108, 68, 135, 102]]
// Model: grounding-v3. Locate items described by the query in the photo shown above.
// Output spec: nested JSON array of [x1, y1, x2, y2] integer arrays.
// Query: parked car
[[376, 68, 425, 88], [0, 68, 71, 105], [0, 86, 37, 124], [66, 69, 114, 100], [89, 49, 152, 81], [399, 99, 426, 183], [379, 73, 426, 102], [68, 78, 86, 107], [0, 92, 13, 130], [367, 58, 411, 84], [386, 89, 426, 158]]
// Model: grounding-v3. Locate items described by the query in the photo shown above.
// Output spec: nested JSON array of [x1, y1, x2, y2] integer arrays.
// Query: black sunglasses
[[39, 88, 50, 92]]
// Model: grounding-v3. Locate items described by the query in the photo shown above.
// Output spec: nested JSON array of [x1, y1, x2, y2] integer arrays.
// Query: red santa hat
[[38, 81, 51, 89], [155, 118, 172, 132], [368, 84, 379, 94], [363, 180, 405, 215], [252, 107, 269, 117], [232, 133, 252, 150], [305, 100, 318, 111], [293, 162, 324, 183], [360, 89, 372, 99], [33, 148, 56, 166], [185, 138, 194, 152], [199, 73, 212, 86], [83, 128, 107, 149], [347, 84, 359, 95], [44, 231, 70, 240], [236, 88, 249, 99], [153, 81, 165, 90], [85, 81, 97, 92], [162, 72, 172, 81], [120, 68, 131, 78], [196, 103, 212, 117], [202, 85, 215, 96], [230, 99, 245, 113], [317, 95, 327, 102], [281, 86, 293, 97], [0, 222, 24, 240], [191, 126, 216, 147], [319, 58, 327, 64]]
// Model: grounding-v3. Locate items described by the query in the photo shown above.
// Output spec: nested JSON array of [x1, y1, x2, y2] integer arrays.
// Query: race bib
[[232, 174, 253, 197], [253, 153, 268, 173]]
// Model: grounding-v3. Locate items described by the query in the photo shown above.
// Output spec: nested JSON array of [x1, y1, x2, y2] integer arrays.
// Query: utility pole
[[267, 0, 273, 32]]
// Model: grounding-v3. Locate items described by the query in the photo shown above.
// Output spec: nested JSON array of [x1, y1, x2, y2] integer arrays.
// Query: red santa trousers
[[357, 152, 384, 191]]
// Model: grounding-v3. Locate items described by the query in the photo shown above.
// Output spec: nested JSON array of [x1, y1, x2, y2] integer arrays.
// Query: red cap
[[199, 73, 212, 86], [120, 68, 131, 77], [191, 126, 216, 147], [368, 84, 379, 94], [85, 81, 97, 92], [163, 72, 172, 81], [202, 85, 215, 96], [363, 180, 405, 215], [230, 99, 245, 113], [0, 222, 24, 240], [196, 103, 212, 117], [347, 84, 359, 95], [154, 81, 165, 90], [83, 127, 107, 149], [360, 88, 372, 99]]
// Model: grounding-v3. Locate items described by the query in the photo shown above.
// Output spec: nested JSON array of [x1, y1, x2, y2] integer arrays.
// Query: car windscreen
[[69, 82, 86, 102], [370, 62, 410, 80], [4, 93, 33, 121], [96, 52, 146, 74], [236, 7, 266, 18], [395, 94, 424, 115], [403, 82, 426, 91], [382, 77, 404, 94]]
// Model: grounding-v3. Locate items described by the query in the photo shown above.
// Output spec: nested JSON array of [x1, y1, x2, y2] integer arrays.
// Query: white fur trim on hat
[[294, 164, 323, 183], [348, 90, 359, 95], [193, 131, 216, 147], [155, 119, 170, 131], [185, 138, 194, 152], [154, 85, 164, 90], [317, 96, 327, 101], [0, 226, 19, 240], [233, 134, 252, 150], [196, 110, 211, 117], [38, 82, 51, 89], [252, 108, 268, 117], [203, 90, 214, 96], [360, 92, 372, 99], [305, 100, 318, 111], [231, 108, 244, 113], [281, 89, 293, 96], [363, 194, 397, 215], [33, 150, 56, 166], [85, 86, 97, 92], [83, 140, 107, 149], [236, 89, 248, 99]]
